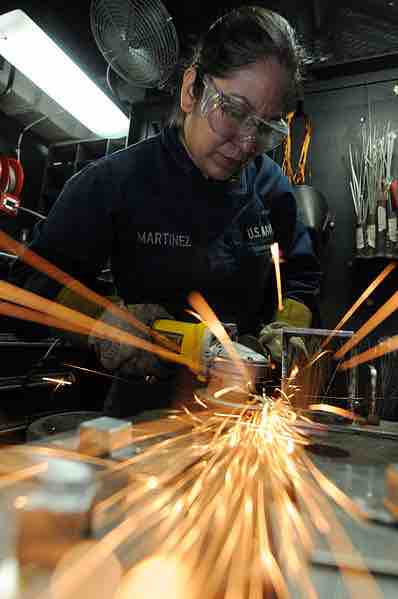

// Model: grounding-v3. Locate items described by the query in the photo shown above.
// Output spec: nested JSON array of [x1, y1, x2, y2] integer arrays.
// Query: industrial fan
[[90, 0, 179, 89]]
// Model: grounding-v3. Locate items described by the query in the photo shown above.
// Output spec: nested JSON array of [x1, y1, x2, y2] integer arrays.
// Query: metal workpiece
[[281, 327, 357, 414], [79, 416, 133, 457]]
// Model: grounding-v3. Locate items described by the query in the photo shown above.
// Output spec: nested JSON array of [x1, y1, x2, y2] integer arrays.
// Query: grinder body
[[152, 319, 270, 388]]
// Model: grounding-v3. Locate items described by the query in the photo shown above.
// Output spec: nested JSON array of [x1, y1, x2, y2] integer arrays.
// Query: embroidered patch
[[137, 231, 192, 248]]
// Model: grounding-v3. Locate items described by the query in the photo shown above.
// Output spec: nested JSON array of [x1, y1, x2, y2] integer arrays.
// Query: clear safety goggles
[[200, 76, 289, 152]]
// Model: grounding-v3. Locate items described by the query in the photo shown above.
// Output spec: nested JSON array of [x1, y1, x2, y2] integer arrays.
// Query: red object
[[0, 156, 10, 193], [0, 156, 24, 216], [390, 179, 398, 211], [0, 192, 21, 215]]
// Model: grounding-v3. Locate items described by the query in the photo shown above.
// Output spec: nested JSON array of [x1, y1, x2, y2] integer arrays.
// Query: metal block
[[281, 327, 357, 415], [79, 416, 132, 456]]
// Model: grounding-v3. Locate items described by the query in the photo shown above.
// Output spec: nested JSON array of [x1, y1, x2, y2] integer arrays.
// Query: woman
[[11, 7, 321, 416]]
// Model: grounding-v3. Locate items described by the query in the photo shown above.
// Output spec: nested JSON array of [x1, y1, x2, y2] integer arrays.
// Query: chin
[[212, 170, 233, 181], [206, 162, 238, 181]]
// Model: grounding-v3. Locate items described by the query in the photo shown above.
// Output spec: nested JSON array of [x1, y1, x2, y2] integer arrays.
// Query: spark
[[42, 377, 72, 387], [305, 348, 333, 369], [271, 242, 284, 311], [193, 392, 208, 409], [188, 291, 252, 389], [214, 385, 247, 399], [308, 403, 356, 420], [63, 362, 132, 383]]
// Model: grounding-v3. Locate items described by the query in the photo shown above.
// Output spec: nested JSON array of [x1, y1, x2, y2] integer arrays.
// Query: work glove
[[259, 298, 312, 364], [89, 303, 176, 379]]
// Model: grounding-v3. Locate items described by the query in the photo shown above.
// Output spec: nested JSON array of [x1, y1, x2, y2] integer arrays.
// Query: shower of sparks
[[271, 242, 284, 311], [0, 229, 390, 597], [37, 392, 382, 599]]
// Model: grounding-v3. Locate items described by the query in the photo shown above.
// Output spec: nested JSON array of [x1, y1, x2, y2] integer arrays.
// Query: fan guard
[[91, 0, 179, 88]]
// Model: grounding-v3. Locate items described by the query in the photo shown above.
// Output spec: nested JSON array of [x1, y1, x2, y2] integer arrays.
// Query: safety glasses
[[200, 76, 288, 152]]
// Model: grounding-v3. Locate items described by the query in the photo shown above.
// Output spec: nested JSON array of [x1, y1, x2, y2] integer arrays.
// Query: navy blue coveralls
[[11, 125, 321, 415]]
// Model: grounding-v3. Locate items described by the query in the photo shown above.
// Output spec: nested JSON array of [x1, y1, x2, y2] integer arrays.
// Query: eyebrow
[[224, 89, 283, 121], [224, 89, 254, 110]]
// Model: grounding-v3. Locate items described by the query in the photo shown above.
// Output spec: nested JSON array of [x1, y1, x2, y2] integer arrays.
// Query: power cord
[[16, 109, 65, 162]]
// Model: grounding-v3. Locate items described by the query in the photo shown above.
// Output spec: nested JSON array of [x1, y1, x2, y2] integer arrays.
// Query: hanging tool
[[0, 155, 24, 215], [282, 102, 312, 185]]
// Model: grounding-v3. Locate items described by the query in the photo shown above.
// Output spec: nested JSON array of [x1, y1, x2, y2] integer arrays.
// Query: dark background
[[2, 0, 398, 428]]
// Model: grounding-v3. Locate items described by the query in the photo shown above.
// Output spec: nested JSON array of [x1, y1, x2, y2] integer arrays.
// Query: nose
[[222, 136, 257, 161], [222, 139, 245, 160]]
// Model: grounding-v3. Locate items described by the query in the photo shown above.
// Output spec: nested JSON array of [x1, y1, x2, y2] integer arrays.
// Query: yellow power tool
[[152, 319, 270, 387]]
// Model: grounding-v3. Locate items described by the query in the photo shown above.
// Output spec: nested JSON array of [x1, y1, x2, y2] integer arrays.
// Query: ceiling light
[[0, 10, 130, 138]]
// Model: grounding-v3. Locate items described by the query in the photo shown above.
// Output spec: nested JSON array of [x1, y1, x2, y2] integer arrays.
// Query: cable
[[18, 206, 46, 221], [16, 115, 49, 163]]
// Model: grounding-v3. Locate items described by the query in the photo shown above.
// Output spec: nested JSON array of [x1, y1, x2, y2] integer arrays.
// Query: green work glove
[[259, 298, 312, 363], [88, 302, 176, 379]]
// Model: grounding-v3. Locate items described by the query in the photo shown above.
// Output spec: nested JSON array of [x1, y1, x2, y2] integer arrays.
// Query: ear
[[180, 67, 198, 115]]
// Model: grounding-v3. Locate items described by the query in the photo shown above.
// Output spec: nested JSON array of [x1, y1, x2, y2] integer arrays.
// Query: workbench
[[5, 412, 398, 599]]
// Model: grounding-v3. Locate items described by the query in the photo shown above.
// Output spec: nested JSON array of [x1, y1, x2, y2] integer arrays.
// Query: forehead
[[213, 58, 288, 118]]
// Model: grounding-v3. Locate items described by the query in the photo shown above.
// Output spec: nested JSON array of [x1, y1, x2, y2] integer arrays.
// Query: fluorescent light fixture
[[0, 10, 130, 138]]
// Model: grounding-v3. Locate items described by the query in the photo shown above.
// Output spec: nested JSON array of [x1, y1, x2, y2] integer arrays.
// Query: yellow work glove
[[258, 298, 312, 363]]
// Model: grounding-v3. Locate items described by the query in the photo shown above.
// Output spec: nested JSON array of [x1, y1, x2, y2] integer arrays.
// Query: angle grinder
[[152, 319, 272, 403]]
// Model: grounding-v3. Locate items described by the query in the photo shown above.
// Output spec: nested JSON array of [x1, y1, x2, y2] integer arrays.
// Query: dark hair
[[169, 6, 305, 126]]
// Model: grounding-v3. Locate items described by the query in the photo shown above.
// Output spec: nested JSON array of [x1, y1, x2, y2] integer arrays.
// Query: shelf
[[39, 137, 126, 214]]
